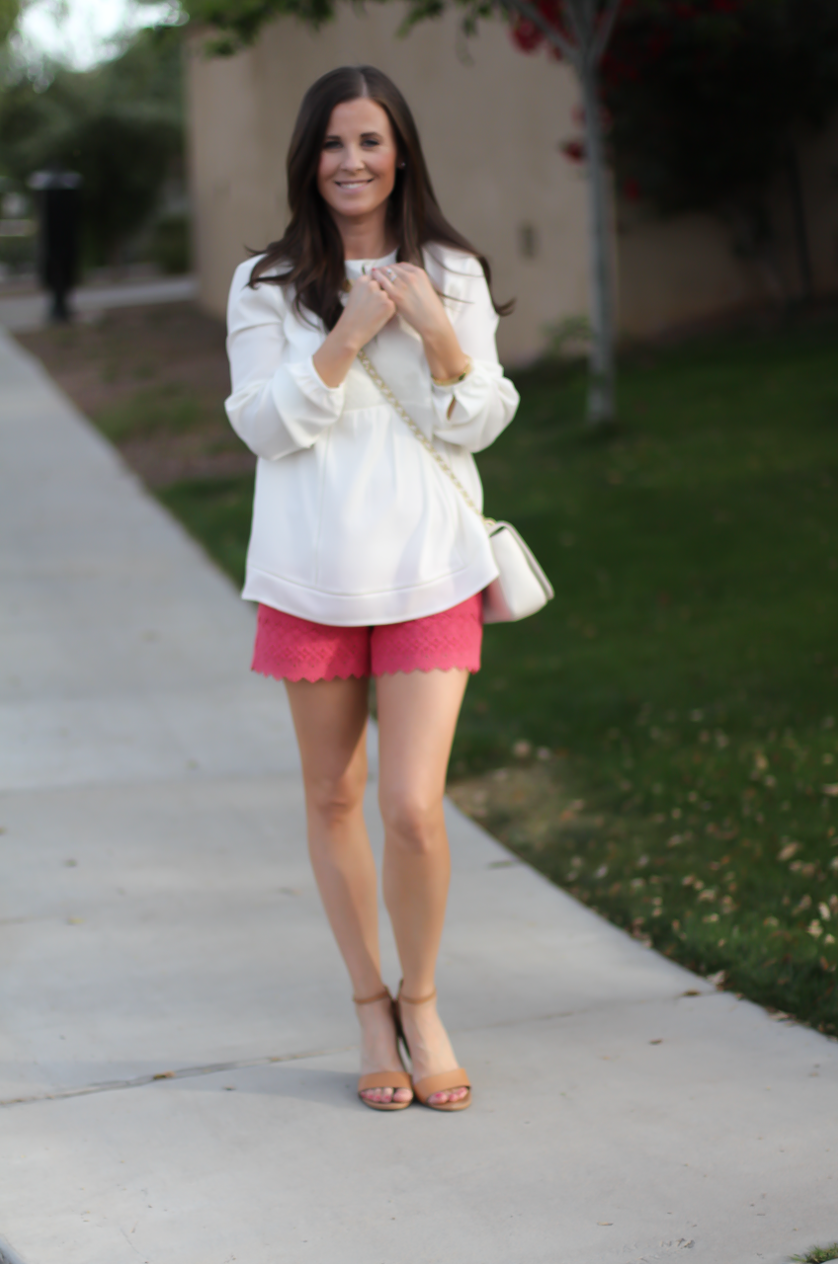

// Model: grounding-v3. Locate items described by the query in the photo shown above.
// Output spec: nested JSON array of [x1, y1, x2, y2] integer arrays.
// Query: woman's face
[[317, 97, 399, 227]]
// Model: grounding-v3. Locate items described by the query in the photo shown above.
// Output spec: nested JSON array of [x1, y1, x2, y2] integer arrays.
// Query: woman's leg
[[376, 668, 470, 1106], [285, 676, 409, 1105]]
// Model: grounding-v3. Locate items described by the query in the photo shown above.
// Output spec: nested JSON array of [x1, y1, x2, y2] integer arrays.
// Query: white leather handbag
[[357, 350, 554, 624]]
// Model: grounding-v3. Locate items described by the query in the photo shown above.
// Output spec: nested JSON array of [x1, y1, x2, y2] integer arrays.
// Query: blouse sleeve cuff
[[264, 355, 346, 452], [430, 359, 501, 427]]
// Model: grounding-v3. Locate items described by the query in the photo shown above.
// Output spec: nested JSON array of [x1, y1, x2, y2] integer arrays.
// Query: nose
[[340, 143, 365, 172]]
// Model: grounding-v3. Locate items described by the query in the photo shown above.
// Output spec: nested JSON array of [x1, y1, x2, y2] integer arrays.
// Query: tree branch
[[496, 0, 579, 65], [562, 0, 586, 50], [592, 0, 622, 65]]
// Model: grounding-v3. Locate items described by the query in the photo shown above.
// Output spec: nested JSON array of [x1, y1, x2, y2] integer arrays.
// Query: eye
[[323, 137, 342, 150], [361, 137, 380, 147]]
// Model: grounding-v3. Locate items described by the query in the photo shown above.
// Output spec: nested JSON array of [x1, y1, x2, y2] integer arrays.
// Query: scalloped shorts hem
[[251, 593, 482, 683]]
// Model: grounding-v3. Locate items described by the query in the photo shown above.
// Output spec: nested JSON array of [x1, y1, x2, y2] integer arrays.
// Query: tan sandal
[[354, 987, 413, 1112], [395, 982, 471, 1112]]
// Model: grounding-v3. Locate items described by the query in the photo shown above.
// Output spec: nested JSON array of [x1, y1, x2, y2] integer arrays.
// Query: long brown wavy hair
[[249, 65, 512, 329]]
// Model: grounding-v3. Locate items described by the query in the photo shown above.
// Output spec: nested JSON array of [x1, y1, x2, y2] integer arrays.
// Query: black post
[[28, 170, 82, 323]]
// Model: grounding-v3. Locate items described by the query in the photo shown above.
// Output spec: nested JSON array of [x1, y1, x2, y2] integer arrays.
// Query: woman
[[225, 65, 519, 1112]]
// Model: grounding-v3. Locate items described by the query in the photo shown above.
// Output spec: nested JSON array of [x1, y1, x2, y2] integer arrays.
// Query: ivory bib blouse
[[224, 244, 520, 626]]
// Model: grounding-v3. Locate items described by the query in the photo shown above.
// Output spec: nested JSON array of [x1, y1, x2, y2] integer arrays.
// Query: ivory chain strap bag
[[357, 349, 554, 624]]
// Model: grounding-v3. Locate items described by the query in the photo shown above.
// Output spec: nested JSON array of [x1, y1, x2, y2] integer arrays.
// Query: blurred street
[[1, 329, 837, 1262]]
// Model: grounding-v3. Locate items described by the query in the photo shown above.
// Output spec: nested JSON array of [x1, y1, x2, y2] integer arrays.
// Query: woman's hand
[[341, 273, 397, 347], [369, 262, 445, 340], [313, 275, 396, 388], [371, 262, 469, 384]]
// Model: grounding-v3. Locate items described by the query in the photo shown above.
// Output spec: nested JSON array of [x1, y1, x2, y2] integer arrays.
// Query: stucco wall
[[186, 14, 838, 353], [185, 7, 590, 364]]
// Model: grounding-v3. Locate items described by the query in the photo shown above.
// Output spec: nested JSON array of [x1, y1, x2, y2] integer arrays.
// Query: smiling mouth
[[336, 179, 373, 189]]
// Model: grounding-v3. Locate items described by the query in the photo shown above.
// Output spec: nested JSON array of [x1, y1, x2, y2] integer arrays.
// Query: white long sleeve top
[[224, 244, 520, 626]]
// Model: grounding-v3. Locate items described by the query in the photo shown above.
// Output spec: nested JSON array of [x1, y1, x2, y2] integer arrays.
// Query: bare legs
[[377, 670, 469, 1105], [285, 668, 469, 1107], [284, 678, 380, 990], [284, 676, 407, 1104]]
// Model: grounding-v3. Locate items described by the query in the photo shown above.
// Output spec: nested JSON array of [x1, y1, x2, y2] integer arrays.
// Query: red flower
[[508, 0, 570, 58], [561, 139, 586, 162], [510, 19, 544, 53], [537, 0, 566, 28]]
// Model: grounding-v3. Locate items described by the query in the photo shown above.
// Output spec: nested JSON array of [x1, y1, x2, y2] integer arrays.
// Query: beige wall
[[617, 211, 769, 340], [186, 13, 838, 353], [185, 7, 590, 364]]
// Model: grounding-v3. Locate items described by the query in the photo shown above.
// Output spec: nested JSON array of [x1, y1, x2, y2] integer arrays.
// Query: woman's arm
[[225, 264, 394, 461], [224, 265, 340, 460], [312, 274, 395, 387], [373, 254, 519, 454], [371, 261, 469, 384]]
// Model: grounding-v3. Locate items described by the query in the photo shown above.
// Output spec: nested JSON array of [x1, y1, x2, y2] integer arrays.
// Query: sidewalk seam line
[[0, 1044, 355, 1109], [1, 989, 718, 1109]]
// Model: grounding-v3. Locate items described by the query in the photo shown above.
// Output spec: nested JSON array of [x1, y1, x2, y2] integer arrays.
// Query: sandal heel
[[395, 981, 471, 1112]]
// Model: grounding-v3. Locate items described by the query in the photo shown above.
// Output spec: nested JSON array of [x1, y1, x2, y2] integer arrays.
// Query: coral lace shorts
[[252, 593, 483, 683]]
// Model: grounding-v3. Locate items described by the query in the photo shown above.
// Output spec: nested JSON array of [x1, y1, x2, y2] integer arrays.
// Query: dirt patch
[[448, 758, 606, 861], [16, 302, 254, 487]]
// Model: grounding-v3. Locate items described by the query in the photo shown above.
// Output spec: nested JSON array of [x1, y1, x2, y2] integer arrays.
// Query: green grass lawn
[[158, 474, 254, 584], [89, 314, 838, 1038], [460, 319, 838, 1036]]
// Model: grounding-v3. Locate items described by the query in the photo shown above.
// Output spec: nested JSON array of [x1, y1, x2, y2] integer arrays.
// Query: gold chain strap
[[356, 349, 494, 528]]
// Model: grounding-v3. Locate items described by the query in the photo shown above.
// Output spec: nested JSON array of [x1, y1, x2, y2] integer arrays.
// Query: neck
[[332, 206, 395, 261]]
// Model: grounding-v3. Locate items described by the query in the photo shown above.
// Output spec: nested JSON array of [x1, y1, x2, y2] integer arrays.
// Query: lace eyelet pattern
[[251, 595, 483, 682]]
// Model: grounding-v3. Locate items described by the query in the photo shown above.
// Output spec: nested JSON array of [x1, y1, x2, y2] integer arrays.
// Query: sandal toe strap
[[358, 1071, 412, 1092], [412, 1069, 471, 1101]]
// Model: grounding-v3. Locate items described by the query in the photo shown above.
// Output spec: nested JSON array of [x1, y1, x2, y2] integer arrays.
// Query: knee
[[380, 792, 443, 857], [306, 768, 366, 830]]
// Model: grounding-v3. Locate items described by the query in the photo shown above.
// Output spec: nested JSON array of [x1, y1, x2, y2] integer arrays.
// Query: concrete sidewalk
[[0, 275, 197, 332], [0, 327, 835, 1264]]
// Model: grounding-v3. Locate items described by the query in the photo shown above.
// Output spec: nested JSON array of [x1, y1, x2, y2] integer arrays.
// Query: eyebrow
[[324, 131, 385, 141]]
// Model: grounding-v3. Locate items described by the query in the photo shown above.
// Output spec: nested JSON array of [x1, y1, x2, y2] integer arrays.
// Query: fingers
[[345, 275, 396, 334], [350, 273, 392, 302], [369, 267, 398, 295], [363, 275, 396, 310], [370, 266, 421, 316], [370, 264, 418, 290], [371, 264, 437, 308]]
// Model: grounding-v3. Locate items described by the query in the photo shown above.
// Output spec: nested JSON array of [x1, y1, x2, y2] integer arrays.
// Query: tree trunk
[[786, 140, 813, 303], [580, 57, 616, 425]]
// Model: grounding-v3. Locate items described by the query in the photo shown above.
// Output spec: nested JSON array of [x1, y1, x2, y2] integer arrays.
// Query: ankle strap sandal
[[354, 986, 413, 1111], [394, 981, 471, 1112]]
